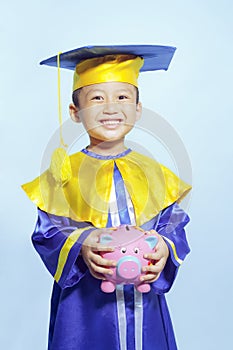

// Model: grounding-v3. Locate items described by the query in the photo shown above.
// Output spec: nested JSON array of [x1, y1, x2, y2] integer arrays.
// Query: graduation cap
[[40, 44, 176, 91]]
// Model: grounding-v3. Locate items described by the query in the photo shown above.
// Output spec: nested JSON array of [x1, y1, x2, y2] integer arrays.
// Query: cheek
[[121, 123, 134, 135], [79, 105, 103, 124], [121, 104, 135, 113], [79, 111, 94, 127], [122, 105, 138, 121]]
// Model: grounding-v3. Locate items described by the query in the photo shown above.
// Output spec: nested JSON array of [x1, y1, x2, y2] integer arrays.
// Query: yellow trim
[[54, 226, 92, 283], [162, 236, 183, 265]]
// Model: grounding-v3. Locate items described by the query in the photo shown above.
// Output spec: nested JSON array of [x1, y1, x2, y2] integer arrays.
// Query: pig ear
[[145, 236, 158, 249], [99, 235, 113, 244]]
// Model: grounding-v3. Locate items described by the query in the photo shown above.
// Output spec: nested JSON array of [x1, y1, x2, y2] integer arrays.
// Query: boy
[[22, 45, 191, 350]]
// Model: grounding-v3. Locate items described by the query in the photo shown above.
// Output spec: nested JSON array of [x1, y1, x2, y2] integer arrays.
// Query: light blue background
[[1, 1, 232, 349]]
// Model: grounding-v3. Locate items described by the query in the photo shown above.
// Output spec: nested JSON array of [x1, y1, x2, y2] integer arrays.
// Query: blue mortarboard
[[40, 44, 176, 91], [40, 44, 176, 72]]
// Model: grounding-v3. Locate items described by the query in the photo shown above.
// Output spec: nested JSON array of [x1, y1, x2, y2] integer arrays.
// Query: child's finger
[[91, 251, 116, 268], [93, 243, 115, 252], [85, 251, 114, 279], [144, 249, 163, 260], [142, 258, 165, 274], [88, 259, 115, 278], [140, 272, 160, 283], [89, 263, 114, 277], [88, 270, 105, 280]]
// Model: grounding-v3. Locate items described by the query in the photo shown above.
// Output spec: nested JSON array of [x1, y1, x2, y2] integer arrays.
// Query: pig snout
[[117, 256, 141, 280]]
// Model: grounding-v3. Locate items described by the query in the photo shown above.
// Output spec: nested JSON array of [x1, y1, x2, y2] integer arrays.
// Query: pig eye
[[134, 247, 139, 254], [121, 247, 127, 253]]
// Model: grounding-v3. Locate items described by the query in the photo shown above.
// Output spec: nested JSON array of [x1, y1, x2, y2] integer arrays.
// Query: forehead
[[81, 81, 136, 94]]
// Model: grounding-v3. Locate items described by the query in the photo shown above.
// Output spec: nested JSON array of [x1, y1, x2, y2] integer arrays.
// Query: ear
[[144, 236, 158, 250], [99, 234, 113, 245], [135, 101, 142, 122], [69, 103, 81, 123]]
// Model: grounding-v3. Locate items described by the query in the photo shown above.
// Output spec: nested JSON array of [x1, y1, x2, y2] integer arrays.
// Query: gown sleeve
[[151, 202, 191, 294], [32, 208, 95, 289]]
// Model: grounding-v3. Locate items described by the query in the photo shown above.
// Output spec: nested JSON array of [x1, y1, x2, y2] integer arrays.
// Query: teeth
[[101, 120, 121, 125]]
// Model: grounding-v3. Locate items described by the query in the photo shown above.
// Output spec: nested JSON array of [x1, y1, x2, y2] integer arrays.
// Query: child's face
[[69, 81, 142, 146]]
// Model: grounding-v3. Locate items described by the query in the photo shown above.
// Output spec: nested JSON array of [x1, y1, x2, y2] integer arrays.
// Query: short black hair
[[72, 88, 82, 108], [72, 86, 140, 108]]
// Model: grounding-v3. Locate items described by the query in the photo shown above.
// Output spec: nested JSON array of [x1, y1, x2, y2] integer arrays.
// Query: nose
[[103, 102, 119, 115], [117, 256, 141, 280]]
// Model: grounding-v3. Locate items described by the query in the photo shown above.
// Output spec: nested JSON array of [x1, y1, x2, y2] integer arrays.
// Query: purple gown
[[31, 149, 191, 350]]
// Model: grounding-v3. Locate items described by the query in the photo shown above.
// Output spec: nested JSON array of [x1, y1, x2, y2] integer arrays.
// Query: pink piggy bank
[[99, 225, 158, 293]]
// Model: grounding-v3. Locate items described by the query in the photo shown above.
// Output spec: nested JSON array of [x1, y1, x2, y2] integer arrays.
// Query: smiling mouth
[[100, 119, 123, 125]]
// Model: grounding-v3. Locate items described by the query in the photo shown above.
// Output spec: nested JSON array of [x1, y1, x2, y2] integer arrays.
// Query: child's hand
[[141, 232, 169, 284], [81, 228, 116, 280]]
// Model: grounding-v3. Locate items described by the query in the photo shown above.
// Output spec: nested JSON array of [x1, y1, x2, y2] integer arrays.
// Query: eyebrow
[[85, 88, 134, 96], [86, 88, 105, 95]]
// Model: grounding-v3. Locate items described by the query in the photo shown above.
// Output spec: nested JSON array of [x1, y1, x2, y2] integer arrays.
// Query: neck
[[87, 137, 126, 156]]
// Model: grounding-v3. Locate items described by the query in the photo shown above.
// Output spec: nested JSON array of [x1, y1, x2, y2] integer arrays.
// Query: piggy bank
[[99, 225, 158, 293]]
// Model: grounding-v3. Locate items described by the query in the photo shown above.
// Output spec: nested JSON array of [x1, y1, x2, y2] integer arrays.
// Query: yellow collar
[[22, 150, 191, 228]]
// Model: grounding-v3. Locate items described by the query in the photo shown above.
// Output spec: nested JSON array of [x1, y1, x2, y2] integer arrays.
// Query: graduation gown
[[22, 148, 191, 350]]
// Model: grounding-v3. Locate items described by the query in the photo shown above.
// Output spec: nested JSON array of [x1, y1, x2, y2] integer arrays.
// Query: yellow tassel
[[49, 147, 72, 186], [48, 52, 72, 186]]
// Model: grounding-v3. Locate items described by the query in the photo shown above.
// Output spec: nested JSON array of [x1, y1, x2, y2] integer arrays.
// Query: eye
[[118, 95, 128, 100], [134, 247, 139, 254], [121, 247, 127, 253], [91, 95, 104, 101]]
